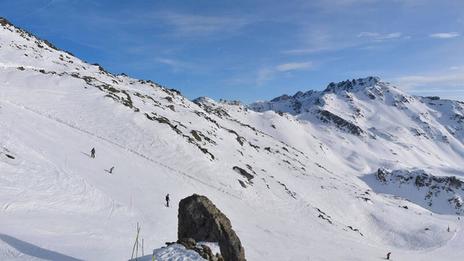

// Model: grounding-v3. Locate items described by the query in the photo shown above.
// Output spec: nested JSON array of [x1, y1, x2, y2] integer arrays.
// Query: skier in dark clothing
[[165, 194, 170, 207], [90, 148, 96, 158], [109, 166, 114, 174], [386, 252, 391, 260]]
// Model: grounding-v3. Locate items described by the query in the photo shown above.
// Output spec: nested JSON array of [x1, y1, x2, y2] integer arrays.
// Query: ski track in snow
[[2, 99, 240, 200]]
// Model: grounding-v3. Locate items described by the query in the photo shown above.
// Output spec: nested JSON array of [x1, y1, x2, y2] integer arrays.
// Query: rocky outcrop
[[323, 77, 380, 93], [317, 109, 365, 136], [178, 194, 246, 261], [232, 166, 254, 183], [175, 238, 224, 261], [368, 168, 464, 215]]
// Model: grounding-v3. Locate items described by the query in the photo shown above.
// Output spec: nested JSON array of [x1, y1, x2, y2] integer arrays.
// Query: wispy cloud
[[429, 32, 460, 39], [394, 67, 464, 100], [256, 61, 314, 85], [357, 32, 403, 41], [311, 0, 381, 11], [450, 65, 464, 70], [396, 73, 464, 88], [156, 58, 195, 72], [276, 62, 313, 72], [256, 68, 274, 86], [66, 10, 253, 39], [283, 28, 346, 55], [283, 46, 331, 55], [284, 27, 407, 56], [156, 12, 252, 37]]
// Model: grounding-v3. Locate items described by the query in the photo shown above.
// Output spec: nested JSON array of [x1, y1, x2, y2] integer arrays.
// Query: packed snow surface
[[129, 244, 207, 261], [0, 17, 464, 260]]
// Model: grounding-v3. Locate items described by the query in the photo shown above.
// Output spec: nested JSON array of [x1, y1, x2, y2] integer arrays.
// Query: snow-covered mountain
[[1, 17, 463, 260]]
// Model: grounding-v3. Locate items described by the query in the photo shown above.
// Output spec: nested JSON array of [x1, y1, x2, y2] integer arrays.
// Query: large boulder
[[178, 194, 246, 261]]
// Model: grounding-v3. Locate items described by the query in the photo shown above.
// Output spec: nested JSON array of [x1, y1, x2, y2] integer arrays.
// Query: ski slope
[[1, 17, 464, 260]]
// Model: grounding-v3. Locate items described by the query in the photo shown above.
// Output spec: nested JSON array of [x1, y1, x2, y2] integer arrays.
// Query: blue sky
[[2, 0, 464, 102]]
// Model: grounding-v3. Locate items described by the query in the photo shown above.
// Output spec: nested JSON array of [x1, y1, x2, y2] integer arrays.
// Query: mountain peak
[[1, 16, 63, 55], [323, 76, 382, 93], [324, 76, 382, 93]]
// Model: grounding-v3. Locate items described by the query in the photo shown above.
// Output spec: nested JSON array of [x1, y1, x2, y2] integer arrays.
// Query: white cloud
[[276, 62, 313, 72], [429, 32, 460, 39], [256, 68, 274, 86], [397, 74, 463, 86], [312, 0, 380, 10], [283, 28, 350, 55], [156, 58, 194, 72], [157, 12, 251, 36], [357, 32, 403, 41], [394, 67, 464, 100], [396, 69, 464, 87], [256, 61, 314, 85], [284, 30, 406, 55]]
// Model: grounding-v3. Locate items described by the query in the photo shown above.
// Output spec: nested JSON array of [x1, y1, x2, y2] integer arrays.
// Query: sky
[[1, 0, 464, 102]]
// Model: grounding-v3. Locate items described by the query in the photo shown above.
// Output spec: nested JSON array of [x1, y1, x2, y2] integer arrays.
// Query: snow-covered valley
[[0, 17, 464, 260]]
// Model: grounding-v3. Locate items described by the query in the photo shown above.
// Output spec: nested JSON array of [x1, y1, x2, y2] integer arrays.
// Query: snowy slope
[[1, 17, 464, 261]]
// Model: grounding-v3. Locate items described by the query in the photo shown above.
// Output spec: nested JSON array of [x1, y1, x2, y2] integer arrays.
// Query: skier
[[165, 194, 170, 208], [386, 252, 391, 260], [90, 147, 96, 158], [109, 166, 114, 174]]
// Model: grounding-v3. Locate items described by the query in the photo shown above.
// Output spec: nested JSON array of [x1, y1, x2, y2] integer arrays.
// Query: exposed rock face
[[317, 109, 365, 136], [370, 168, 464, 215], [232, 166, 254, 183], [178, 194, 246, 261], [176, 238, 224, 261], [323, 76, 381, 93]]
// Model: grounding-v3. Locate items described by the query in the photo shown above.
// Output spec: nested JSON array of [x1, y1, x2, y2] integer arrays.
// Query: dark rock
[[168, 88, 182, 96], [238, 180, 247, 188], [191, 130, 202, 142], [318, 109, 364, 136], [175, 238, 224, 261], [178, 194, 246, 261], [373, 168, 464, 214], [164, 96, 174, 103], [167, 105, 176, 111], [0, 17, 13, 27], [201, 244, 214, 259], [323, 77, 380, 93], [177, 237, 197, 249], [197, 244, 224, 261], [271, 94, 290, 102], [232, 166, 254, 183], [376, 168, 390, 183]]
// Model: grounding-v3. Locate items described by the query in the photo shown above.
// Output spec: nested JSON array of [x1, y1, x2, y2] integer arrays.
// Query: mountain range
[[1, 17, 463, 260]]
